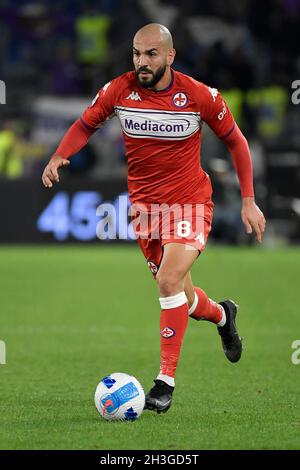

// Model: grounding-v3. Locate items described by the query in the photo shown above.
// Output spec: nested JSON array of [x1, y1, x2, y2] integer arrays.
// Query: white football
[[94, 372, 145, 421]]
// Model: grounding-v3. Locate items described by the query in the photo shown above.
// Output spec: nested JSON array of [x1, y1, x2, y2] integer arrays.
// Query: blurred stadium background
[[1, 0, 300, 451], [0, 0, 300, 244]]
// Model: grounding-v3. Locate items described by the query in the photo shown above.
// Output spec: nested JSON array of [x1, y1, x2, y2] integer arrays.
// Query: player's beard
[[136, 64, 167, 89]]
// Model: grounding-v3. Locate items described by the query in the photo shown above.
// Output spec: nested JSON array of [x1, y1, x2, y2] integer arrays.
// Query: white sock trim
[[159, 291, 188, 310], [156, 374, 175, 387], [217, 305, 226, 327], [188, 292, 199, 316]]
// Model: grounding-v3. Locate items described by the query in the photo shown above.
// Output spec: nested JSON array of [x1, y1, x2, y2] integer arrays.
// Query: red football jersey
[[81, 69, 235, 206]]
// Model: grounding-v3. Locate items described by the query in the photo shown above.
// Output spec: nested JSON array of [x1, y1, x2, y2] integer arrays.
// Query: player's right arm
[[42, 79, 119, 188], [42, 119, 95, 187], [42, 155, 70, 188]]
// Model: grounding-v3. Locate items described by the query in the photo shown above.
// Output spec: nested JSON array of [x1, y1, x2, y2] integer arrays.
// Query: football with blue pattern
[[94, 372, 145, 421]]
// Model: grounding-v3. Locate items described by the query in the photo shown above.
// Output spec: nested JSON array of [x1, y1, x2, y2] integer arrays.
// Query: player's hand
[[241, 197, 266, 243], [42, 155, 70, 188]]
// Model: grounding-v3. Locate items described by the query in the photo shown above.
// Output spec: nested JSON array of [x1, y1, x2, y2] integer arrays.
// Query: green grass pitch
[[0, 245, 299, 450]]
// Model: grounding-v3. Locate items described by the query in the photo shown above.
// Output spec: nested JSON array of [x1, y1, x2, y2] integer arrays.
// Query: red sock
[[158, 292, 189, 381], [189, 286, 224, 324]]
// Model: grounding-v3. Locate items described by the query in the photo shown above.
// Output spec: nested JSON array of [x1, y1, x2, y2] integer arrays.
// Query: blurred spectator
[[75, 4, 111, 92], [246, 86, 289, 139], [209, 158, 246, 245], [52, 42, 80, 95], [0, 121, 23, 179], [138, 0, 178, 29], [75, 8, 111, 65]]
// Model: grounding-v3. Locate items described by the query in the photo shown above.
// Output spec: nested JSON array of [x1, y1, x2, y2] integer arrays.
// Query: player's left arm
[[201, 85, 266, 243]]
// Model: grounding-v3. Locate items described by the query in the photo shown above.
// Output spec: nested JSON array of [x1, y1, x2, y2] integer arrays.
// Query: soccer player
[[42, 23, 266, 413]]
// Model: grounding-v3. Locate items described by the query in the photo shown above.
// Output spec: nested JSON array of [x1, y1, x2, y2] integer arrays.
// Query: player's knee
[[156, 271, 183, 297]]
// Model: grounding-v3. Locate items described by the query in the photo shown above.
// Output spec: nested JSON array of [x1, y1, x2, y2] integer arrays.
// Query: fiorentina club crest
[[147, 261, 158, 274], [161, 327, 176, 339], [173, 92, 187, 107]]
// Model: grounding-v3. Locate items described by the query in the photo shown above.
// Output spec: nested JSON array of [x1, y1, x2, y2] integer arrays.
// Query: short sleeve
[[199, 84, 235, 139], [81, 78, 120, 129]]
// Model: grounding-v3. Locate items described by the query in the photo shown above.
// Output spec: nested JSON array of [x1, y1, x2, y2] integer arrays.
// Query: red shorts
[[130, 201, 214, 275]]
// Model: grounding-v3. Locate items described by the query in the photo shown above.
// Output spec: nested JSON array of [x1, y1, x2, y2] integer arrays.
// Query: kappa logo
[[209, 86, 218, 102], [91, 93, 99, 106], [194, 232, 205, 245], [91, 82, 111, 106], [126, 91, 142, 101], [103, 82, 111, 93], [161, 327, 176, 339]]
